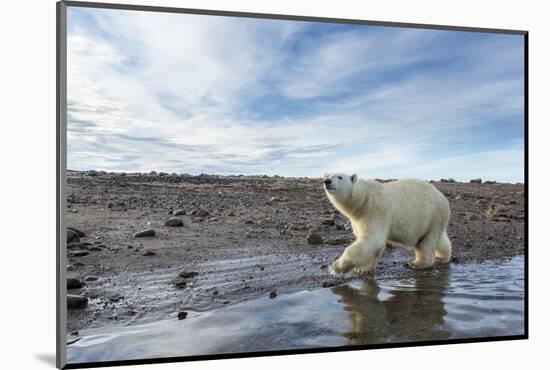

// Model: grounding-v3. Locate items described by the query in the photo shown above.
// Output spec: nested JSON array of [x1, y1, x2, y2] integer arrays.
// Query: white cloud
[[66, 8, 524, 183]]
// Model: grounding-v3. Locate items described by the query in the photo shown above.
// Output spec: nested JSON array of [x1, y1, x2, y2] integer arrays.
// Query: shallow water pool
[[67, 256, 525, 364]]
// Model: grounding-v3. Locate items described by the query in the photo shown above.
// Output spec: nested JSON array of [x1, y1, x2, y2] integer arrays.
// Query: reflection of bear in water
[[331, 269, 452, 345]]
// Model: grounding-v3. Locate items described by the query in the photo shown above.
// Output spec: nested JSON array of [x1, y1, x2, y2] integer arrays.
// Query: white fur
[[323, 173, 452, 274]]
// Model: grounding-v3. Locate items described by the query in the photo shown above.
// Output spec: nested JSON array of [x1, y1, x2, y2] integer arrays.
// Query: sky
[[66, 7, 525, 182]]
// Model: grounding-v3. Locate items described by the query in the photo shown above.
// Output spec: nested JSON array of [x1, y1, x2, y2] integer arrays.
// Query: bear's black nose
[[324, 179, 332, 185]]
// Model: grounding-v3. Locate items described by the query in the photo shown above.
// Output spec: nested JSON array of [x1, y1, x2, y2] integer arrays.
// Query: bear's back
[[382, 179, 450, 238]]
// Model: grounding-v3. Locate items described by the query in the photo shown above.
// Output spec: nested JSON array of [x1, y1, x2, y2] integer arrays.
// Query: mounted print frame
[[57, 1, 528, 368]]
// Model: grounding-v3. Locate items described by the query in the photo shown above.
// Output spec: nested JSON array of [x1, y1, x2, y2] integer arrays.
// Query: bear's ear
[[351, 174, 357, 183]]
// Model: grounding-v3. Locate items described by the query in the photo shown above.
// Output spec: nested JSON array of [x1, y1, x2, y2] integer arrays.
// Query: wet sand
[[65, 171, 525, 334]]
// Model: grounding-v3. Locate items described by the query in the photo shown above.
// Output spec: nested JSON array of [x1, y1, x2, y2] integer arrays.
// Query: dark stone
[[68, 251, 89, 257], [165, 217, 183, 227], [67, 227, 85, 237], [440, 178, 456, 183], [269, 290, 277, 299], [322, 281, 336, 288], [67, 294, 88, 309], [470, 178, 482, 184], [134, 229, 156, 237], [177, 311, 188, 320], [139, 248, 156, 256], [67, 229, 80, 244], [173, 209, 185, 216], [178, 271, 199, 279], [84, 276, 99, 282], [307, 233, 323, 245], [172, 280, 187, 289], [67, 278, 83, 290]]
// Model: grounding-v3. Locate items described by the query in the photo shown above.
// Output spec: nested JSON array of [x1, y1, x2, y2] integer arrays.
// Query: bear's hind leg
[[408, 233, 437, 269], [434, 231, 452, 263]]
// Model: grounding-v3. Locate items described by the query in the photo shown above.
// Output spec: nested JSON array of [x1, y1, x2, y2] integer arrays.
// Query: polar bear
[[324, 173, 452, 274]]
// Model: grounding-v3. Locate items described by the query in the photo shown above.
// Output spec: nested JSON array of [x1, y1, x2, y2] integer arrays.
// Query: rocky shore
[[65, 171, 525, 334]]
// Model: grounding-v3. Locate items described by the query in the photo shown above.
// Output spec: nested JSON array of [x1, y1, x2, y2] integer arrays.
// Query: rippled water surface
[[68, 256, 525, 364]]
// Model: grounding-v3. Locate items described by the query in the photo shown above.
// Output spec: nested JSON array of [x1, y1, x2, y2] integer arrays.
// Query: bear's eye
[[338, 176, 342, 180]]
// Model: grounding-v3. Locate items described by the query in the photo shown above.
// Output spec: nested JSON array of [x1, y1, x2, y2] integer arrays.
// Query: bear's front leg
[[331, 236, 386, 275]]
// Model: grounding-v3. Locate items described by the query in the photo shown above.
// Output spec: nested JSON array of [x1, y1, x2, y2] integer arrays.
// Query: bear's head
[[323, 173, 358, 201]]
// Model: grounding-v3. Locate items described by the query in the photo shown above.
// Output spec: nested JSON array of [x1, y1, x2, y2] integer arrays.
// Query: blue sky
[[67, 7, 525, 182]]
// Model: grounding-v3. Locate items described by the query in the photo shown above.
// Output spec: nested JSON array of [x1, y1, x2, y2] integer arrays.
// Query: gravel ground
[[65, 171, 525, 334]]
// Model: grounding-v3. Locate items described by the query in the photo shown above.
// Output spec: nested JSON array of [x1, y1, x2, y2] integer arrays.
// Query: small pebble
[[165, 218, 184, 227], [67, 278, 82, 290], [134, 229, 156, 238], [67, 294, 88, 310], [68, 251, 89, 257], [178, 271, 199, 279], [67, 229, 80, 244], [177, 311, 188, 320], [307, 233, 323, 245], [173, 280, 187, 289]]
